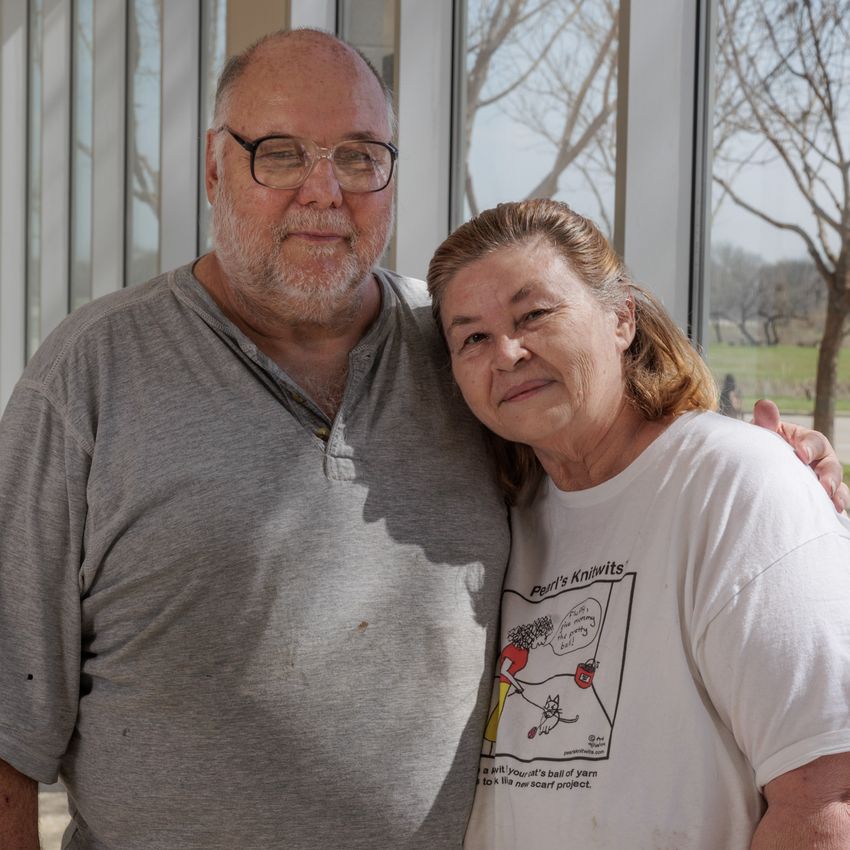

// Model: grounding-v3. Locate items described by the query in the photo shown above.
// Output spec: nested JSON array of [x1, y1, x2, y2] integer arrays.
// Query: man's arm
[[752, 399, 849, 512], [0, 758, 39, 850], [752, 752, 850, 849]]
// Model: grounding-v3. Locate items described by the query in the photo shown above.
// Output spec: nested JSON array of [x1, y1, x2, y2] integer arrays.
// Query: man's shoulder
[[21, 267, 189, 394], [374, 267, 440, 345], [376, 267, 431, 309]]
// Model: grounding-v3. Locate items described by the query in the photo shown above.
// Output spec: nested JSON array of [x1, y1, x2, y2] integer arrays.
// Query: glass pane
[[460, 0, 619, 234], [26, 0, 44, 359], [199, 0, 229, 254], [338, 0, 396, 92], [126, 0, 163, 287], [709, 0, 850, 475], [338, 0, 398, 268], [71, 0, 95, 311]]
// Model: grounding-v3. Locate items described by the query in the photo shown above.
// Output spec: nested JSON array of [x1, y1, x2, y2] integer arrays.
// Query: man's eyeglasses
[[218, 127, 398, 193]]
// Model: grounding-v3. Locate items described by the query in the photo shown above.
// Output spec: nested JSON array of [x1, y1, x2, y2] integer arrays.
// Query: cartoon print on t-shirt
[[483, 616, 560, 753], [531, 693, 564, 737], [482, 572, 635, 762]]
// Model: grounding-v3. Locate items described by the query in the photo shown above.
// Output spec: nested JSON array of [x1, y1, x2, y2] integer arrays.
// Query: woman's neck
[[535, 402, 674, 492]]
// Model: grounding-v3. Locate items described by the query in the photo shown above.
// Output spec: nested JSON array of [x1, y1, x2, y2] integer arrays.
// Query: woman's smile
[[499, 379, 556, 404]]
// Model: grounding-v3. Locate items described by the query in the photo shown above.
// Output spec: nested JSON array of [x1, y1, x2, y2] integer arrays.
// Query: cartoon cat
[[537, 694, 561, 736]]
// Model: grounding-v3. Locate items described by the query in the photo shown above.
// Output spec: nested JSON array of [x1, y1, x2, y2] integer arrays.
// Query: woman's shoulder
[[677, 410, 801, 472], [676, 410, 848, 535]]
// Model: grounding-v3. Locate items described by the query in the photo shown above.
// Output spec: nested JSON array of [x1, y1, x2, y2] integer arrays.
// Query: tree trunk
[[737, 321, 758, 346], [813, 288, 850, 443]]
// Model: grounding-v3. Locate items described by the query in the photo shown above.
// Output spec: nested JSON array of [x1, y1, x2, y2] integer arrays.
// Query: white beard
[[211, 183, 392, 328]]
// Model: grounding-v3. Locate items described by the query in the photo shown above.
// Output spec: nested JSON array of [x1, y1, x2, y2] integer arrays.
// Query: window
[[338, 0, 398, 266], [338, 0, 397, 90], [709, 0, 850, 458], [125, 0, 163, 287], [459, 0, 619, 233]]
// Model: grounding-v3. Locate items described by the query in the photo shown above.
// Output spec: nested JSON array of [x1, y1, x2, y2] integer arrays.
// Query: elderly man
[[0, 28, 844, 850], [0, 29, 507, 849]]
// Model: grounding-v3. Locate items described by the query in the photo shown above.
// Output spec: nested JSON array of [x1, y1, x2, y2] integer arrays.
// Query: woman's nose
[[493, 335, 530, 370]]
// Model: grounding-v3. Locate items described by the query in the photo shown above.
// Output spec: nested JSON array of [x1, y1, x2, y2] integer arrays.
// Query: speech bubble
[[552, 598, 602, 655]]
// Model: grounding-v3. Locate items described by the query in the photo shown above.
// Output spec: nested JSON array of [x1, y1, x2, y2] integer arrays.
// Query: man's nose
[[493, 335, 530, 370], [295, 158, 344, 208]]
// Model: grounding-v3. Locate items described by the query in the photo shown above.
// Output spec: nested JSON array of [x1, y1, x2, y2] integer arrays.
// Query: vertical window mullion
[[198, 0, 228, 256], [125, 0, 163, 288], [0, 0, 29, 409], [71, 0, 94, 313], [91, 2, 127, 298], [689, 0, 715, 348], [394, 0, 454, 281], [289, 0, 336, 31], [33, 0, 72, 351], [160, 0, 200, 273], [618, 0, 698, 329]]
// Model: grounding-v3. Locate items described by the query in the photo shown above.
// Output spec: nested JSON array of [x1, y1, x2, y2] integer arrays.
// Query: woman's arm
[[752, 752, 850, 849]]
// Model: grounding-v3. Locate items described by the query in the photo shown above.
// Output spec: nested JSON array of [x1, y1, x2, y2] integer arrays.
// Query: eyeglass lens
[[253, 138, 394, 192]]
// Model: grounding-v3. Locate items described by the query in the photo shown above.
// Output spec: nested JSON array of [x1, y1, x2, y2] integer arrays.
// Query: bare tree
[[711, 243, 764, 344], [464, 0, 618, 226], [713, 0, 850, 440], [757, 258, 822, 345], [711, 245, 821, 345]]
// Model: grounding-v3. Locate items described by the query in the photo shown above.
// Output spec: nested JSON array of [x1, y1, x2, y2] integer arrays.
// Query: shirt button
[[291, 392, 305, 404], [315, 426, 331, 441]]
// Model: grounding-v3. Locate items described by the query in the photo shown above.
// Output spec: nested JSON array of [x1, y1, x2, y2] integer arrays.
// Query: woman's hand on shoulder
[[752, 399, 849, 513]]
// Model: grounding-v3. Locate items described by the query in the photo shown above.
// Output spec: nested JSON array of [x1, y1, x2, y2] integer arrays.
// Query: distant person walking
[[720, 373, 743, 418]]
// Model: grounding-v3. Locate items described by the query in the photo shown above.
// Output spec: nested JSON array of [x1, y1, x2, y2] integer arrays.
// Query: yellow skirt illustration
[[484, 681, 511, 742]]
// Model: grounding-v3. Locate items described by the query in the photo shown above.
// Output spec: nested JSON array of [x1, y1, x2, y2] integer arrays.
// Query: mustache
[[274, 209, 357, 244]]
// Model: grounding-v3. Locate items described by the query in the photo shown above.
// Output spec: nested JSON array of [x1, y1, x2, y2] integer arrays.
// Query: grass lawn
[[708, 343, 850, 414]]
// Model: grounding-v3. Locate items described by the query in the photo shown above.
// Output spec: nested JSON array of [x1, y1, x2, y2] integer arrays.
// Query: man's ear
[[205, 129, 220, 204]]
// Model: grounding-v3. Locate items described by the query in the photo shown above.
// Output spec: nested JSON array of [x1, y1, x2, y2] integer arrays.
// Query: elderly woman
[[426, 199, 850, 849]]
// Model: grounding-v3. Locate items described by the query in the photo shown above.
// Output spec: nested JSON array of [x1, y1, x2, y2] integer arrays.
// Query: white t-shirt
[[465, 411, 850, 850]]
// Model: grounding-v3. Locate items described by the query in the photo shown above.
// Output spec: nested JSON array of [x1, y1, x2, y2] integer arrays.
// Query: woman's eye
[[522, 308, 548, 323], [461, 332, 487, 349]]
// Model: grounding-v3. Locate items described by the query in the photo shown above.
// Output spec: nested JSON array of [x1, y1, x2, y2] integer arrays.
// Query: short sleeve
[[0, 381, 89, 783], [696, 531, 850, 789]]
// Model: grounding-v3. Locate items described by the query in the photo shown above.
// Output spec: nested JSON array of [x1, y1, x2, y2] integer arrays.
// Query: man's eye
[[258, 143, 306, 166], [336, 149, 373, 166]]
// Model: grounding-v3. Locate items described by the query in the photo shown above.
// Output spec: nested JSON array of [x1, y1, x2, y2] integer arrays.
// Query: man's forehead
[[243, 36, 380, 96], [228, 40, 389, 137]]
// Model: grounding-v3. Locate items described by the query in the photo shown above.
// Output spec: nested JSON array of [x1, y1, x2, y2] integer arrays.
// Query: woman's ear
[[614, 291, 636, 351]]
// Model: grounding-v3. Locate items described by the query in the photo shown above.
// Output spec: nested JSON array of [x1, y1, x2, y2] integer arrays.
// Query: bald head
[[212, 29, 395, 135]]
